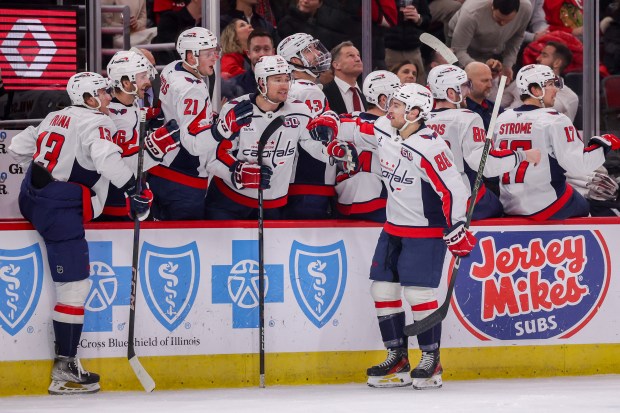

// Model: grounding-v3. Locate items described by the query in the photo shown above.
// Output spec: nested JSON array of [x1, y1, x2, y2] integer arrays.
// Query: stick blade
[[129, 356, 156, 392], [420, 33, 458, 66]]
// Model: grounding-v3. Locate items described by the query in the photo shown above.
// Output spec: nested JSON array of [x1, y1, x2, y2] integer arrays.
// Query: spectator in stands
[[222, 29, 275, 99], [384, 0, 431, 85], [464, 61, 504, 130], [448, 0, 533, 83], [151, 0, 201, 65], [152, 0, 185, 24], [220, 0, 278, 43], [323, 41, 367, 115], [544, 0, 583, 38], [428, 0, 464, 40], [102, 0, 157, 48], [389, 60, 421, 84], [277, 0, 324, 40], [524, 0, 549, 43], [221, 19, 254, 79], [602, 0, 620, 74], [312, 0, 397, 70]]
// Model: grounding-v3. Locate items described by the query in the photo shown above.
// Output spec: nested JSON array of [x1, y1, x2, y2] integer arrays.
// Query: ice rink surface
[[2, 375, 619, 413]]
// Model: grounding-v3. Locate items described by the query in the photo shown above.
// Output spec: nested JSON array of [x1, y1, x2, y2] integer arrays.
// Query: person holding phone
[[384, 0, 432, 85]]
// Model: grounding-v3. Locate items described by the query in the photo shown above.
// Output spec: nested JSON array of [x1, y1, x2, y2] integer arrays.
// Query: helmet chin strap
[[526, 84, 546, 107], [399, 109, 422, 132], [446, 92, 463, 106], [259, 82, 280, 105], [120, 82, 139, 96]]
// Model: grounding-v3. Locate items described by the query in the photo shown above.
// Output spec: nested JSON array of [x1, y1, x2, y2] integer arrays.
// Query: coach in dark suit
[[323, 41, 367, 115]]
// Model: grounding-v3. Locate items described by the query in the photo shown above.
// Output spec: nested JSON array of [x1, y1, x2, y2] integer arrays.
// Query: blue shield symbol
[[0, 244, 44, 336], [139, 242, 200, 332], [289, 241, 347, 328]]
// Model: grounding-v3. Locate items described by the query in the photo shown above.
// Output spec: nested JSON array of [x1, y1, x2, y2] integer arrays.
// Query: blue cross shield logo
[[140, 242, 200, 332], [289, 241, 347, 328], [83, 241, 132, 332], [212, 240, 284, 328], [0, 244, 44, 336]]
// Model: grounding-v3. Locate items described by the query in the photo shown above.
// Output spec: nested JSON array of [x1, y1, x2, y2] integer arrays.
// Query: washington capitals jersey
[[494, 105, 605, 217], [372, 116, 469, 236], [158, 60, 217, 178], [9, 106, 133, 218], [334, 112, 386, 214], [288, 79, 337, 194], [426, 108, 522, 193], [207, 94, 329, 208]]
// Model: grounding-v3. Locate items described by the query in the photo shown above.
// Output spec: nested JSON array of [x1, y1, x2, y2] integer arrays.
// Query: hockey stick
[[419, 33, 459, 66], [257, 114, 285, 388], [127, 109, 156, 392], [404, 76, 507, 337]]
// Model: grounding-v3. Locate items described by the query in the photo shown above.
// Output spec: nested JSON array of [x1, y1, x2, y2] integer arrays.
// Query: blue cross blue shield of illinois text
[[0, 243, 44, 336], [289, 241, 347, 328], [212, 240, 284, 328], [139, 241, 200, 332]]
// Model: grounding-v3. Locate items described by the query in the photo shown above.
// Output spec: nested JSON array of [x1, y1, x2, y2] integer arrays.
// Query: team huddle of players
[[8, 26, 620, 395]]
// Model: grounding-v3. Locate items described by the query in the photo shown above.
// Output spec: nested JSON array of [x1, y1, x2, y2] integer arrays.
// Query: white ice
[[2, 375, 619, 413]]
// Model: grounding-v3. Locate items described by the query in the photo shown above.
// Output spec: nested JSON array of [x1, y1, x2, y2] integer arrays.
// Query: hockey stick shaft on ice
[[257, 114, 285, 388], [128, 109, 156, 392], [404, 76, 507, 337]]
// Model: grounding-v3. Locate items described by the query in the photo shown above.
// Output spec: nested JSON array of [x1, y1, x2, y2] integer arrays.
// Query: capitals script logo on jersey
[[452, 230, 610, 340], [0, 244, 43, 336], [289, 241, 347, 328], [139, 242, 200, 332]]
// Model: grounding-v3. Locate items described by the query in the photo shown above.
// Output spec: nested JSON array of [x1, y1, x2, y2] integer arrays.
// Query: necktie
[[350, 86, 362, 112]]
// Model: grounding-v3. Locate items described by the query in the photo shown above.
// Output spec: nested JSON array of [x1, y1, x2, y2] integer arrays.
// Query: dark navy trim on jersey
[[68, 159, 101, 190]]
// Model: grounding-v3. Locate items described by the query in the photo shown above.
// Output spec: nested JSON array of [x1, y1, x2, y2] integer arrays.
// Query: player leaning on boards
[[204, 55, 345, 219], [8, 72, 154, 395], [494, 64, 620, 220], [425, 64, 541, 219], [100, 49, 181, 221], [363, 83, 475, 390]]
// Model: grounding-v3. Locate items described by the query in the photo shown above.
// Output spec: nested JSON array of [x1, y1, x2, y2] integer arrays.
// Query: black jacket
[[384, 0, 432, 51], [277, 6, 321, 41], [151, 7, 198, 65], [323, 80, 367, 116]]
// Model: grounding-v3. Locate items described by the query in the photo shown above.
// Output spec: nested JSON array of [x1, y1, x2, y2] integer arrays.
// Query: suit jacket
[[322, 80, 367, 116]]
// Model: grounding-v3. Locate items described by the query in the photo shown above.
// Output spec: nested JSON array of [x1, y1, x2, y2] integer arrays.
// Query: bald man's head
[[465, 62, 493, 103]]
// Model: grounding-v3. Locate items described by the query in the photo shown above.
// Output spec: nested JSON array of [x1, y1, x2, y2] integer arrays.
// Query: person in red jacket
[[221, 18, 254, 79]]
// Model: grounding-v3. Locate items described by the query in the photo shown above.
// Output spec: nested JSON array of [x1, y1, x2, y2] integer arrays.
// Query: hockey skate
[[411, 350, 443, 390], [366, 348, 412, 388], [48, 356, 101, 395]]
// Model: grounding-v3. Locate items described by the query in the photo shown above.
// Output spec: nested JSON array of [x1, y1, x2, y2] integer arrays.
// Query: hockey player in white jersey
[[205, 55, 344, 219], [9, 72, 153, 394], [334, 70, 402, 221], [148, 27, 240, 220], [101, 50, 180, 220], [277, 33, 339, 219], [495, 64, 620, 220], [363, 83, 476, 390], [425, 64, 541, 220]]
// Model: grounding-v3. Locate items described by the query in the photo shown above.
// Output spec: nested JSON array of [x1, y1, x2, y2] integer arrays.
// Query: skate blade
[[48, 380, 101, 395], [412, 374, 443, 390], [367, 372, 412, 388]]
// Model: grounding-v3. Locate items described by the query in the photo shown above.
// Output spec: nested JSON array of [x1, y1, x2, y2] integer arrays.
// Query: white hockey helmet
[[427, 64, 470, 104], [66, 72, 110, 107], [176, 27, 219, 66], [516, 64, 563, 97], [277, 33, 331, 77], [107, 50, 156, 94], [254, 55, 292, 103], [363, 70, 401, 111], [390, 83, 434, 119]]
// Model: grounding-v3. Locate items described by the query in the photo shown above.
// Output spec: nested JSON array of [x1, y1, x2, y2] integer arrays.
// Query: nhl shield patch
[[139, 242, 200, 332], [0, 244, 44, 336], [289, 241, 347, 328]]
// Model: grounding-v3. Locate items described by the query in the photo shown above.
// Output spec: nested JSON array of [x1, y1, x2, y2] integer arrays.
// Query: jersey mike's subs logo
[[452, 230, 610, 341]]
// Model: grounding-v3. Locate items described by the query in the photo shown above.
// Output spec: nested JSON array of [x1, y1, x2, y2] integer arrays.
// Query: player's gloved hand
[[586, 172, 619, 201], [146, 119, 180, 162], [122, 178, 153, 221], [590, 134, 620, 155], [326, 140, 359, 173], [230, 161, 273, 190], [307, 110, 339, 143], [213, 100, 253, 141], [443, 221, 477, 257]]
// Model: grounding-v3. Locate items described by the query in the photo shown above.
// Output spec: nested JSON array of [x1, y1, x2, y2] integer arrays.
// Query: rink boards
[[0, 218, 619, 395]]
